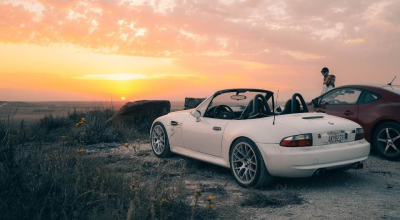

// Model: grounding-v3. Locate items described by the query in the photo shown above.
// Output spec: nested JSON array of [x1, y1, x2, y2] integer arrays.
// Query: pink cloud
[[1, 0, 400, 101]]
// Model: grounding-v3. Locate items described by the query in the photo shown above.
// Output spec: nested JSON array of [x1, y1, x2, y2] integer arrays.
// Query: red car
[[310, 85, 400, 160]]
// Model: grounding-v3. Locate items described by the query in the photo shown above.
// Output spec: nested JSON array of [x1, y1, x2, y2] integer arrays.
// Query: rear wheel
[[151, 122, 172, 158], [230, 138, 273, 188], [373, 122, 400, 160]]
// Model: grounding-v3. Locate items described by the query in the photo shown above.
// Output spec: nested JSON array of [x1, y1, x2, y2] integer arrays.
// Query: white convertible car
[[150, 89, 370, 187]]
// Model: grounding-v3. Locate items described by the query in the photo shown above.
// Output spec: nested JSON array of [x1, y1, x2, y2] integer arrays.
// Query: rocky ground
[[83, 142, 400, 220]]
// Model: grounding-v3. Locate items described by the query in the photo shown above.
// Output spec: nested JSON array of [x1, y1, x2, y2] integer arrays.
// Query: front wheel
[[151, 122, 172, 158], [373, 122, 400, 160], [230, 138, 274, 188]]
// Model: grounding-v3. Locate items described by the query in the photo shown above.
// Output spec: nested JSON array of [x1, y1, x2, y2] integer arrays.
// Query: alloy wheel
[[152, 125, 165, 155], [232, 142, 257, 184], [377, 128, 400, 157]]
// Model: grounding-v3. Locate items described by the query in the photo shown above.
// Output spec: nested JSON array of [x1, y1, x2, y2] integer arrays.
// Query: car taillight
[[355, 128, 364, 140], [280, 134, 313, 147]]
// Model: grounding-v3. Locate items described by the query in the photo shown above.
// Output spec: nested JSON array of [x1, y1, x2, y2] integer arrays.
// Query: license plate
[[328, 131, 345, 144]]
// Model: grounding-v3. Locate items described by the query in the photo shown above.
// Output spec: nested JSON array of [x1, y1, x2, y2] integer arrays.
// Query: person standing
[[321, 67, 329, 84], [322, 75, 336, 94], [321, 67, 330, 94]]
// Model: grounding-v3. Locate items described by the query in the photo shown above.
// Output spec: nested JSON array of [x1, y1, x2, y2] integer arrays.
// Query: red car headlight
[[280, 133, 313, 147], [355, 128, 364, 140]]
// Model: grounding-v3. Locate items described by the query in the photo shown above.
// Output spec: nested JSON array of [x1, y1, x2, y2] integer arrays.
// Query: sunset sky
[[0, 0, 399, 102]]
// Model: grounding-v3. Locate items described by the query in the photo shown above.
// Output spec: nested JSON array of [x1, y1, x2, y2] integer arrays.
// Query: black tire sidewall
[[151, 122, 171, 158], [373, 122, 400, 160]]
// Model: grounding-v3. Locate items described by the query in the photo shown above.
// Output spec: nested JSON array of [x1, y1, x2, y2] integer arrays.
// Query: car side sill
[[170, 146, 230, 168]]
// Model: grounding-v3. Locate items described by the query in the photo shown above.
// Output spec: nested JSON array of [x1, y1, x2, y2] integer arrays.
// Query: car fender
[[151, 110, 191, 146], [359, 102, 400, 141], [150, 114, 173, 136], [221, 117, 302, 164]]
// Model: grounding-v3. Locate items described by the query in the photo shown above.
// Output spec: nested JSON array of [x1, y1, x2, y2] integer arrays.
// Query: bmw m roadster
[[150, 89, 370, 187]]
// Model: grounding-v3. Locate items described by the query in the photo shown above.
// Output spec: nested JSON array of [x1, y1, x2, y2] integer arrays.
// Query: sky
[[0, 0, 399, 102]]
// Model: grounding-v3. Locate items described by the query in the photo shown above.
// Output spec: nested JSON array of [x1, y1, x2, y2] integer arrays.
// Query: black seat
[[238, 100, 253, 119], [258, 98, 272, 115], [239, 95, 273, 119], [280, 99, 301, 115]]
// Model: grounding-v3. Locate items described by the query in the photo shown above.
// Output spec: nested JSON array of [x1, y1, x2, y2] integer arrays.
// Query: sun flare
[[121, 96, 126, 101]]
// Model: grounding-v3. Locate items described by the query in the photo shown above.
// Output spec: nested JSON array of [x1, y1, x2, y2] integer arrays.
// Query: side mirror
[[275, 106, 282, 113], [312, 98, 319, 108], [192, 110, 201, 122]]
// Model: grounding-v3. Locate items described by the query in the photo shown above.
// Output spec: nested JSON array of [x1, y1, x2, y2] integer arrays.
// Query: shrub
[[78, 110, 119, 144], [0, 110, 222, 220], [0, 137, 197, 220], [39, 114, 70, 131], [30, 106, 144, 145], [0, 120, 6, 141], [68, 107, 86, 121]]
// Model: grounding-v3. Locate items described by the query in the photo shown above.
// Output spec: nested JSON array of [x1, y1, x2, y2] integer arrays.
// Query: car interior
[[203, 90, 309, 120], [280, 93, 309, 115], [319, 89, 362, 105]]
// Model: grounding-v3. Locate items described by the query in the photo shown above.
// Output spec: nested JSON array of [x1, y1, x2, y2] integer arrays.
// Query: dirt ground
[[83, 142, 400, 220]]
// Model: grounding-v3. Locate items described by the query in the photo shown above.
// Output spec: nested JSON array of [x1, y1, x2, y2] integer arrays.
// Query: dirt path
[[92, 143, 400, 220]]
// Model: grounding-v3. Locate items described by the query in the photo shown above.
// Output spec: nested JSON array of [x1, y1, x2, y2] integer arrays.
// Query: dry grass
[[0, 108, 221, 220], [199, 184, 227, 195], [240, 190, 303, 208]]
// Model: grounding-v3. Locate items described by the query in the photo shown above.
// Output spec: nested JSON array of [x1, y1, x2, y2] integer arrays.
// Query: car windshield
[[203, 90, 275, 120], [209, 91, 271, 111], [382, 85, 400, 95]]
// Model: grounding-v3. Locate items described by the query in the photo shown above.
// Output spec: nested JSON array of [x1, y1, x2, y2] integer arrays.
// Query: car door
[[181, 115, 230, 157], [315, 88, 362, 122]]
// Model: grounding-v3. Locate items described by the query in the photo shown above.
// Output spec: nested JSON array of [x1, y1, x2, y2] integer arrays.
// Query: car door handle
[[344, 111, 354, 116], [213, 126, 221, 131], [171, 121, 178, 126]]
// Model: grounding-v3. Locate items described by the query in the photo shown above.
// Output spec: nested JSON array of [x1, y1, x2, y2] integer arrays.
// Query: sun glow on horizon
[[75, 73, 166, 81], [121, 96, 126, 101]]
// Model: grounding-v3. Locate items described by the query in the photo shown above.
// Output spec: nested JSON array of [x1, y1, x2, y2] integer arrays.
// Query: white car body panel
[[258, 140, 369, 177], [162, 110, 190, 148], [151, 107, 370, 178], [181, 116, 230, 157], [170, 146, 229, 167]]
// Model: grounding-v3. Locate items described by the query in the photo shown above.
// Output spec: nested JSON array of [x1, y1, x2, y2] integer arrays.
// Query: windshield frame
[[195, 88, 275, 119]]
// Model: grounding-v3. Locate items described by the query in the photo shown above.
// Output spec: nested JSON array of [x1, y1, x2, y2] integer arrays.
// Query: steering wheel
[[213, 105, 234, 119]]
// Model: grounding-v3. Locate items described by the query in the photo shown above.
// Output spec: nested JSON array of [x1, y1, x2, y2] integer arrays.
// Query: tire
[[151, 122, 172, 158], [230, 138, 274, 188], [373, 122, 400, 160]]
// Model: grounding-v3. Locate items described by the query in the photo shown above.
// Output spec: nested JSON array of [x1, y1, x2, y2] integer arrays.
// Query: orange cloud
[[1, 0, 399, 102], [344, 38, 365, 44], [282, 50, 326, 60]]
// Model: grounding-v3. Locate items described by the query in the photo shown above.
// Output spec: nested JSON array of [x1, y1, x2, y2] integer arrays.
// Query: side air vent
[[302, 116, 324, 119]]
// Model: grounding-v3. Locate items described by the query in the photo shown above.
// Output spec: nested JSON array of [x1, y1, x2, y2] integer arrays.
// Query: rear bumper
[[257, 140, 370, 178]]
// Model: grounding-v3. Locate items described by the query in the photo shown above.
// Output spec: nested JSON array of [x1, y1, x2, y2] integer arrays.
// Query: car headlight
[[280, 133, 313, 147]]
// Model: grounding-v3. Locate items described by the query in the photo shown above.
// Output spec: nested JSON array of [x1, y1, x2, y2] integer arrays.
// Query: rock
[[107, 100, 170, 132], [184, 97, 206, 110]]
